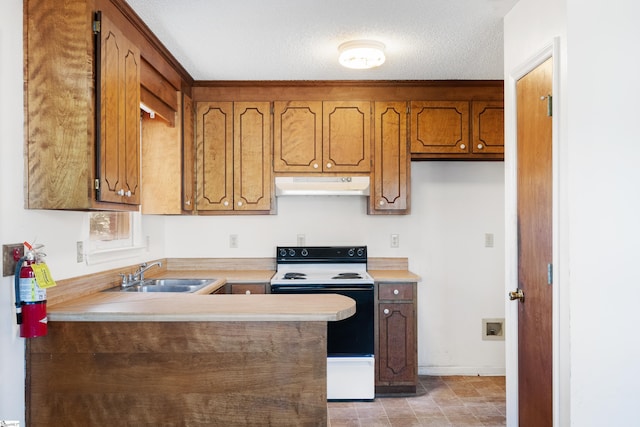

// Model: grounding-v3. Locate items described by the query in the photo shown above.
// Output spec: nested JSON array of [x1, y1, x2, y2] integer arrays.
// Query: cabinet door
[[371, 102, 409, 213], [274, 101, 322, 172], [471, 101, 504, 155], [182, 93, 195, 211], [195, 102, 233, 210], [96, 12, 141, 205], [323, 101, 371, 172], [234, 102, 272, 211], [410, 101, 469, 155], [378, 302, 416, 384]]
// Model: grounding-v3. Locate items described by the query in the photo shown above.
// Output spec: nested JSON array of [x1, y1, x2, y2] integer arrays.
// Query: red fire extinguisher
[[14, 242, 48, 338]]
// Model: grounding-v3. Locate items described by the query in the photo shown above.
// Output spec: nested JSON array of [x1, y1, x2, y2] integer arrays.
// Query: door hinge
[[546, 94, 553, 117], [94, 179, 100, 190], [547, 263, 553, 285], [92, 20, 101, 34]]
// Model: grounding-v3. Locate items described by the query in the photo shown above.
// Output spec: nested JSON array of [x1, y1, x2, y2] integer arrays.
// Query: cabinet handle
[[460, 144, 466, 150], [326, 163, 332, 169], [223, 200, 229, 206], [379, 200, 385, 206], [185, 200, 191, 206], [313, 163, 319, 169], [117, 189, 125, 196], [383, 308, 390, 315], [245, 290, 251, 295], [393, 289, 399, 295], [477, 143, 483, 150], [237, 201, 243, 207], [125, 190, 132, 197]]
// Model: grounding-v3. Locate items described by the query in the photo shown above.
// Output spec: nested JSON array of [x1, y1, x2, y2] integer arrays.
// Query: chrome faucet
[[132, 261, 162, 281], [120, 261, 162, 288]]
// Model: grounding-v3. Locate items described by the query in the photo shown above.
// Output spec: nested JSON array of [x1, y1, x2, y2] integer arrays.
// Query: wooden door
[[195, 102, 233, 210], [233, 102, 272, 211], [96, 12, 140, 205], [471, 101, 504, 155], [410, 101, 469, 154], [323, 101, 371, 172], [372, 101, 409, 213], [516, 57, 553, 426], [273, 101, 322, 172]]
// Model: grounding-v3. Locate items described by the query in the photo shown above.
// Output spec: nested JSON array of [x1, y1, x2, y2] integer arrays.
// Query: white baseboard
[[419, 366, 506, 376]]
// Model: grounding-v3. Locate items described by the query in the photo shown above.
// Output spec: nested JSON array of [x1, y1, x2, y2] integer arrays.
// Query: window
[[90, 211, 131, 245], [85, 211, 144, 264]]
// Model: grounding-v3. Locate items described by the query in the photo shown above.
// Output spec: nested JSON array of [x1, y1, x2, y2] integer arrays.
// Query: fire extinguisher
[[14, 242, 48, 338]]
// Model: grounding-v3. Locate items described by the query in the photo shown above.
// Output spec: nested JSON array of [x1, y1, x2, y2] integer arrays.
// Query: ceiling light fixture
[[338, 40, 386, 70]]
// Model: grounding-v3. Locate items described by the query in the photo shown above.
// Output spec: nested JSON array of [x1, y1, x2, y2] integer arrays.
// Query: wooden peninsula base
[[27, 321, 328, 426]]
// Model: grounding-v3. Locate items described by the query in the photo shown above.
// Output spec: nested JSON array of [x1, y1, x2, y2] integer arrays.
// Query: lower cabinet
[[376, 282, 417, 394]]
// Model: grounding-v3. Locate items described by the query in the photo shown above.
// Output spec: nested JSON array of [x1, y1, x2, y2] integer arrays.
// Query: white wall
[[505, 0, 640, 426], [566, 1, 640, 426], [163, 161, 507, 376]]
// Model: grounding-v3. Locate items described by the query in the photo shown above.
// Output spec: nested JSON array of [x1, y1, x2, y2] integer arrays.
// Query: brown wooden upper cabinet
[[195, 102, 272, 213], [410, 100, 504, 160], [471, 101, 504, 155], [274, 101, 371, 173], [370, 102, 410, 214], [95, 12, 141, 206], [23, 2, 142, 210], [411, 101, 470, 156]]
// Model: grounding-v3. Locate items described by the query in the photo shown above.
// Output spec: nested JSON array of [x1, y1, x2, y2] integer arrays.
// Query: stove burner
[[283, 272, 307, 280], [332, 272, 363, 280]]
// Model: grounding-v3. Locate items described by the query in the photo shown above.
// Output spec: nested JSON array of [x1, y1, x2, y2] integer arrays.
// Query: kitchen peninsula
[[27, 290, 355, 426]]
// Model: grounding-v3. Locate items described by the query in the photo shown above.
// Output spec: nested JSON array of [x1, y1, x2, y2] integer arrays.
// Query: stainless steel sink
[[105, 278, 216, 293]]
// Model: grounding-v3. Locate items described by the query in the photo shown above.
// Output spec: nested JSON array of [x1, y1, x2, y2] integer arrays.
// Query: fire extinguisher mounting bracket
[[2, 243, 24, 277]]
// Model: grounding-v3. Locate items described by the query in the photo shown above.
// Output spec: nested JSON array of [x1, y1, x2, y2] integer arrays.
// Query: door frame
[[505, 37, 569, 426]]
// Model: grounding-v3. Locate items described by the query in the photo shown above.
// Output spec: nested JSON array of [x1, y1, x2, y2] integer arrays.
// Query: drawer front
[[378, 283, 414, 301], [229, 283, 267, 295]]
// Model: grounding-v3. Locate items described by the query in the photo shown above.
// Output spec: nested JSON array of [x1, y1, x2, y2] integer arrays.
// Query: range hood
[[275, 176, 370, 196]]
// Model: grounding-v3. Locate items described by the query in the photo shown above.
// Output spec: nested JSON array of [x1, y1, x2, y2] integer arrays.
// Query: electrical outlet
[[76, 241, 84, 263], [297, 234, 306, 246], [390, 234, 399, 248], [3, 243, 24, 277], [229, 234, 238, 248]]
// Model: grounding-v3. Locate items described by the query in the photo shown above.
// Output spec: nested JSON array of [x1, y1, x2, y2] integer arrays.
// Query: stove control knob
[[279, 248, 287, 257], [301, 249, 308, 257], [348, 248, 355, 257], [357, 248, 365, 257], [288, 249, 296, 257]]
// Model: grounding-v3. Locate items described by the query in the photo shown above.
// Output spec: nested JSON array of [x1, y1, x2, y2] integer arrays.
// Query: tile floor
[[327, 375, 506, 426]]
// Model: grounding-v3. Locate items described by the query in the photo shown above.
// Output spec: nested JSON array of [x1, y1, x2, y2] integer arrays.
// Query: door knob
[[509, 288, 525, 302]]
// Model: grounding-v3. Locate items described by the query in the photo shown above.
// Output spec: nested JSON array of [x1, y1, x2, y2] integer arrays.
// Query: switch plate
[[229, 234, 238, 248], [390, 234, 399, 248], [484, 233, 494, 248], [3, 243, 24, 277], [76, 241, 84, 263]]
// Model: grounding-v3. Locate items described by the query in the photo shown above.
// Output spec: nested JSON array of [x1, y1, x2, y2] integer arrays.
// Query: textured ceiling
[[125, 0, 519, 81]]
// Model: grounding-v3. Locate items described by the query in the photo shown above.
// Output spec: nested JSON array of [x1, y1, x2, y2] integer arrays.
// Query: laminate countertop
[[46, 267, 419, 323], [47, 291, 356, 322]]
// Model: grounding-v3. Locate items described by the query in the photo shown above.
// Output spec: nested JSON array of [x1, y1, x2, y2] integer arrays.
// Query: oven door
[[270, 284, 374, 356]]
